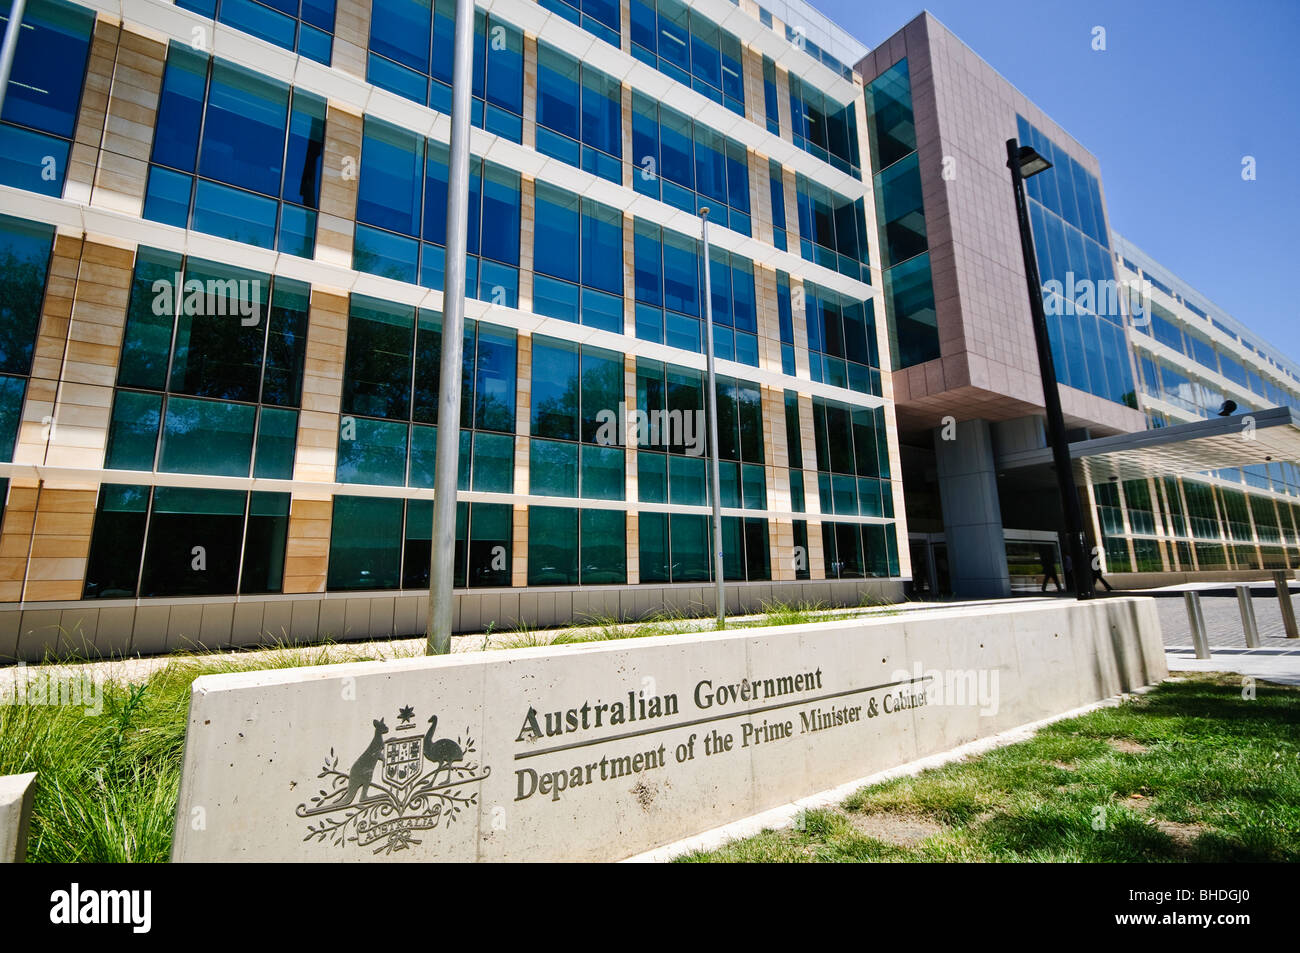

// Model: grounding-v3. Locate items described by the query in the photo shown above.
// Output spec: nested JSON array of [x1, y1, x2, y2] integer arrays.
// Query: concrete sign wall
[[171, 598, 1165, 862], [0, 773, 37, 863]]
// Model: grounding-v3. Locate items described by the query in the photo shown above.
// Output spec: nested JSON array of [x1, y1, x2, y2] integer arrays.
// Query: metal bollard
[[1275, 570, 1299, 639], [1184, 591, 1211, 660], [1236, 585, 1261, 648]]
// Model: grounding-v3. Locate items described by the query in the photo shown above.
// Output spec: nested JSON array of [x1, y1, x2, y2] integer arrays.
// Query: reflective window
[[1019, 115, 1133, 407], [144, 47, 326, 257], [354, 118, 520, 304], [107, 248, 308, 478], [635, 358, 764, 512], [864, 58, 916, 172], [368, 1, 524, 143], [0, 214, 56, 379], [768, 159, 788, 251], [804, 282, 881, 396], [632, 92, 751, 235], [776, 271, 795, 375], [532, 182, 623, 332], [529, 336, 625, 502], [632, 220, 758, 366], [639, 512, 769, 583], [788, 74, 861, 179], [811, 396, 892, 519], [338, 294, 516, 491], [527, 505, 626, 586], [630, 0, 743, 115], [796, 174, 869, 283], [327, 496, 511, 591], [539, 0, 620, 54], [822, 521, 898, 578], [176, 0, 335, 63], [536, 43, 622, 183], [866, 58, 936, 369], [0, 0, 94, 197], [761, 57, 780, 136], [84, 485, 290, 598]]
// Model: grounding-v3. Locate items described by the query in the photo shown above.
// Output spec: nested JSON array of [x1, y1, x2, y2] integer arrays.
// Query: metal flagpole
[[699, 208, 725, 627], [426, 0, 476, 654], [0, 0, 28, 118]]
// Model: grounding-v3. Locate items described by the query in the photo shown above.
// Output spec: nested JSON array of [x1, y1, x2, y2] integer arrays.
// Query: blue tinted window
[[367, 0, 523, 144], [533, 184, 623, 331], [0, 0, 93, 138], [630, 0, 743, 114], [145, 48, 323, 255], [199, 61, 288, 196], [797, 174, 870, 283], [534, 182, 580, 284], [354, 119, 519, 300], [152, 47, 208, 174], [789, 73, 861, 179], [632, 92, 751, 236], [176, 0, 334, 60], [0, 214, 55, 377], [0, 375, 26, 462], [0, 0, 94, 196]]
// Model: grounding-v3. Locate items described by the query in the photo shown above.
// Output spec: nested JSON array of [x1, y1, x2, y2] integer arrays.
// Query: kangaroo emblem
[[299, 706, 490, 853], [340, 718, 387, 805]]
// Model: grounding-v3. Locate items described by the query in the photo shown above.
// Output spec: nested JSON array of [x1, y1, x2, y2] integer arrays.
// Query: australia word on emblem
[[296, 704, 490, 855]]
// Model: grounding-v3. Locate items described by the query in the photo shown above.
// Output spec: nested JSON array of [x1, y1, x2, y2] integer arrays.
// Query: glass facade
[[630, 0, 744, 115], [106, 248, 308, 483], [177, 0, 334, 63], [144, 47, 326, 258], [540, 0, 619, 48], [795, 174, 870, 283], [788, 73, 861, 179], [1, 0, 950, 628], [865, 58, 939, 370], [535, 43, 622, 183], [1095, 242, 1300, 572], [353, 117, 521, 303], [337, 296, 515, 493], [0, 0, 94, 198], [533, 182, 624, 332], [1018, 115, 1134, 407], [367, 0, 524, 142], [632, 93, 752, 235]]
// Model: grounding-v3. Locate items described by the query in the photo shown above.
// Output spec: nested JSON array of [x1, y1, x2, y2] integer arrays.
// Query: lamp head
[[1014, 145, 1052, 178]]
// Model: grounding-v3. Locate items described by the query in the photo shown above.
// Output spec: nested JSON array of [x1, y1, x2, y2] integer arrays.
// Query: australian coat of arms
[[296, 704, 491, 854]]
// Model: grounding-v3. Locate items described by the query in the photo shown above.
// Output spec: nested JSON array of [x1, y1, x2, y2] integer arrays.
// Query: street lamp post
[[426, 0, 476, 653], [699, 208, 726, 627], [1006, 138, 1093, 600], [0, 0, 28, 118]]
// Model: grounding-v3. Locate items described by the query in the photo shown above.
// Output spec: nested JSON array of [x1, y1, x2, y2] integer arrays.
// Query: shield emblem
[[383, 737, 422, 785]]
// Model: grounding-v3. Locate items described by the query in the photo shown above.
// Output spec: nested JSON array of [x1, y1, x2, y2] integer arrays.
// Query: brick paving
[[1145, 583, 1300, 650]]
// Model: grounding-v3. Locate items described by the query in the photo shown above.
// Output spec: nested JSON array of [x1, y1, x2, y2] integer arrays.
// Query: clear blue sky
[[811, 0, 1300, 360]]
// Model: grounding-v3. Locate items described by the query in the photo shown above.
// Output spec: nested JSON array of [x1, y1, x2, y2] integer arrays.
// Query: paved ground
[[1110, 580, 1300, 686]]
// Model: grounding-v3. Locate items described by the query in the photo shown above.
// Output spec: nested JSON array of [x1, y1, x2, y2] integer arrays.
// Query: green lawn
[[680, 674, 1300, 863]]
